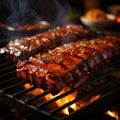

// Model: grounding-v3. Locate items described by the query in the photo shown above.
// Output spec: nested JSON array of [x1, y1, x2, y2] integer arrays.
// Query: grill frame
[[0, 54, 120, 120]]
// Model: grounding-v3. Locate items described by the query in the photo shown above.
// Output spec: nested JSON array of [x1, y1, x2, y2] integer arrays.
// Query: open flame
[[106, 110, 119, 120], [24, 83, 100, 115]]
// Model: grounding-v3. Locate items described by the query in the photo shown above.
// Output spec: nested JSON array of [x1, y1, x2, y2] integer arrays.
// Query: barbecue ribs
[[17, 36, 120, 95], [3, 24, 94, 61]]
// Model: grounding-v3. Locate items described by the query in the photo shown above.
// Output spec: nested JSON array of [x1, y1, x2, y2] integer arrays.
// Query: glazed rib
[[3, 24, 94, 61], [17, 36, 120, 95]]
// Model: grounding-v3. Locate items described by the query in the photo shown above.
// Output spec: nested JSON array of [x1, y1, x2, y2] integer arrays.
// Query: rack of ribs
[[17, 36, 120, 95], [3, 24, 94, 61]]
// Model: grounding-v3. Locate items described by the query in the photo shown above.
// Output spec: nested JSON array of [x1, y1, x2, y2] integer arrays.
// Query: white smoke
[[5, 0, 70, 26], [2, 0, 71, 37]]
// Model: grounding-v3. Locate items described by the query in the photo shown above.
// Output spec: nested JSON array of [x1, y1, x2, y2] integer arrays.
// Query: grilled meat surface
[[17, 36, 120, 95], [3, 24, 94, 61]]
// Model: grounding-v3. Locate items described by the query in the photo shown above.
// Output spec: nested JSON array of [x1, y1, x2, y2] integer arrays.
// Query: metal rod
[[13, 85, 37, 98], [25, 92, 48, 104], [37, 66, 120, 109], [0, 76, 17, 86], [0, 61, 12, 67], [63, 86, 120, 120], [50, 77, 120, 115], [0, 64, 15, 72], [2, 81, 27, 92], [0, 70, 16, 78]]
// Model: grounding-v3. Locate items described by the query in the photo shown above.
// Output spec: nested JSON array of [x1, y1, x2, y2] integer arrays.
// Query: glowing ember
[[90, 94, 100, 102], [24, 83, 100, 115], [116, 17, 120, 23], [106, 110, 119, 120], [24, 83, 45, 95], [24, 83, 32, 88]]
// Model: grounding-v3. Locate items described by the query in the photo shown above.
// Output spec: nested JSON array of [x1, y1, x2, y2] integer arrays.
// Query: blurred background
[[0, 0, 120, 39]]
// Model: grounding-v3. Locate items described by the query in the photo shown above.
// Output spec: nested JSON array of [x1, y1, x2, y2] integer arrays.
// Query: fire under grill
[[0, 53, 120, 120]]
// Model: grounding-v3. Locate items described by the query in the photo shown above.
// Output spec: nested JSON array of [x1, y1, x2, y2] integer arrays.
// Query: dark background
[[0, 0, 120, 39]]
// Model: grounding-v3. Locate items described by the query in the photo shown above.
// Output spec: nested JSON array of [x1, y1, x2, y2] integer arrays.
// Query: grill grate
[[0, 54, 120, 120]]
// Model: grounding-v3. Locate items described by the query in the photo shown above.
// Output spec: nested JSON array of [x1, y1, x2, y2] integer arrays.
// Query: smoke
[[4, 0, 70, 26], [4, 0, 41, 26], [1, 0, 70, 37]]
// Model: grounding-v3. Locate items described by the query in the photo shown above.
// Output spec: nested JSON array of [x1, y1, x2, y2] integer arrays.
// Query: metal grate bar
[[87, 66, 120, 82], [0, 70, 16, 78], [0, 50, 120, 120], [0, 61, 12, 67], [13, 85, 37, 98], [37, 87, 80, 109], [37, 66, 120, 109], [0, 76, 18, 86], [0, 64, 16, 72], [50, 77, 120, 115], [37, 60, 120, 109], [25, 92, 48, 104], [62, 85, 120, 120], [2, 81, 27, 92]]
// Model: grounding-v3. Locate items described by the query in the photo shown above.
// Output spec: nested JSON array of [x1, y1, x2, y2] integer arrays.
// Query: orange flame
[[116, 17, 120, 23], [24, 83, 100, 115], [106, 110, 119, 120]]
